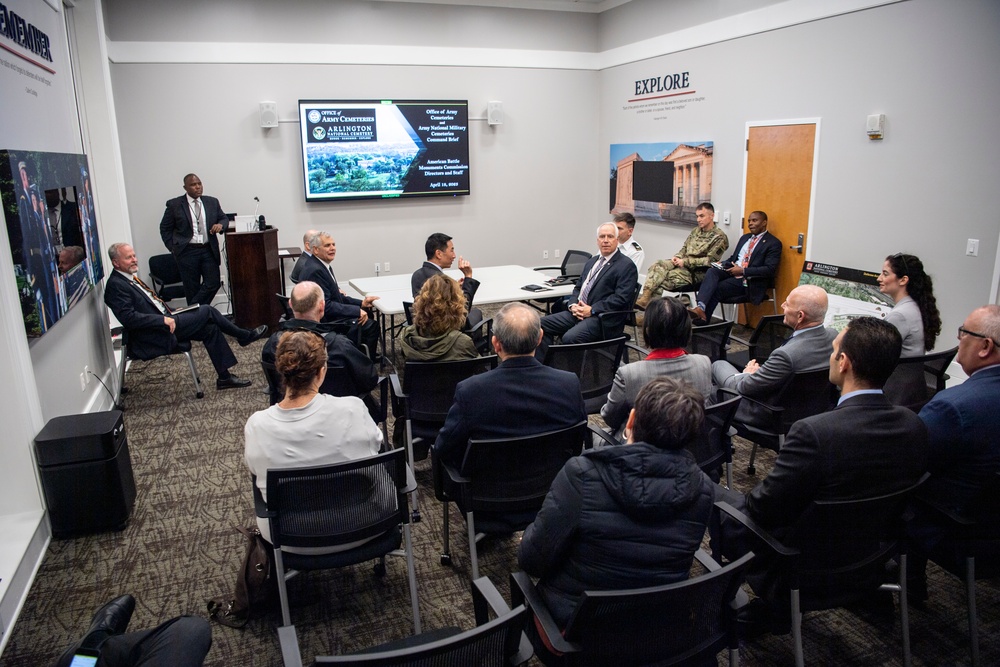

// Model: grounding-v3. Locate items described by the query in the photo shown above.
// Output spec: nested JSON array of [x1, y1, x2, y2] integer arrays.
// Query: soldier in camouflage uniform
[[636, 202, 729, 310]]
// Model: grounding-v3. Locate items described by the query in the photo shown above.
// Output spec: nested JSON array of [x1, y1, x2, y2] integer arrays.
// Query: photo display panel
[[298, 100, 470, 202]]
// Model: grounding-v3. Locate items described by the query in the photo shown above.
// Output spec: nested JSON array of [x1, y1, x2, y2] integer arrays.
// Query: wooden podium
[[225, 229, 282, 331]]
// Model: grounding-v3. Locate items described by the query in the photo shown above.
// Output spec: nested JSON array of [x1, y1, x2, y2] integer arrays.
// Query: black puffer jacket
[[518, 443, 715, 627]]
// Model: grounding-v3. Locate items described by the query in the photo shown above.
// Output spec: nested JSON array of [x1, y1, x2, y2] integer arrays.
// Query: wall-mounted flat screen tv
[[298, 99, 470, 203], [1, 150, 104, 340]]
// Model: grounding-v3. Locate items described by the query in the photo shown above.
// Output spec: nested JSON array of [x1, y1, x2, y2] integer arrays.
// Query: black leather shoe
[[217, 374, 252, 390], [54, 595, 136, 667], [737, 598, 791, 640], [239, 324, 269, 347]]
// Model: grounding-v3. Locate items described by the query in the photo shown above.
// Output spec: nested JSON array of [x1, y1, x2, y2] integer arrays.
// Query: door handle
[[789, 233, 804, 254]]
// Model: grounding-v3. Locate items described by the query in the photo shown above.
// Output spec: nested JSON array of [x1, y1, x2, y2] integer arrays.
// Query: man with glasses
[[711, 284, 836, 426], [908, 304, 1000, 601]]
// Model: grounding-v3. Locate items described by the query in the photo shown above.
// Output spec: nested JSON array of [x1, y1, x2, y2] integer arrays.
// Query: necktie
[[193, 198, 205, 240], [579, 257, 606, 305], [132, 275, 172, 314], [741, 235, 760, 268]]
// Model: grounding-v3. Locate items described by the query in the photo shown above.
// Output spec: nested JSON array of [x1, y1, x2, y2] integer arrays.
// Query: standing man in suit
[[539, 222, 638, 350], [288, 229, 319, 285], [104, 243, 266, 390], [712, 284, 836, 426], [434, 302, 586, 467], [159, 173, 229, 306], [688, 210, 781, 325], [296, 232, 381, 360], [907, 304, 1000, 600], [715, 317, 928, 630]]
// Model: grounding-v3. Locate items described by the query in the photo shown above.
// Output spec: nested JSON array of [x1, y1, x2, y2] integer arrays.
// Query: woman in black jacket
[[519, 376, 715, 652]]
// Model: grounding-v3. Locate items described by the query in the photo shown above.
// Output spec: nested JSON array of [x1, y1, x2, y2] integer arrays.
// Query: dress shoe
[[217, 374, 252, 390], [83, 593, 135, 645], [239, 324, 269, 347], [687, 306, 708, 326]]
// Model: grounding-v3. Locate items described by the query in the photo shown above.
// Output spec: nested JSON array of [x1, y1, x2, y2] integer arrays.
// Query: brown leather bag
[[207, 526, 274, 628]]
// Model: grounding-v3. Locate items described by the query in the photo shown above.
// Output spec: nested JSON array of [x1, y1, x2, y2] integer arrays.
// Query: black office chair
[[714, 473, 929, 667], [911, 472, 1000, 667], [725, 314, 792, 369], [389, 356, 499, 520], [117, 328, 204, 401], [511, 549, 755, 667], [884, 346, 958, 412], [542, 337, 627, 414], [596, 282, 642, 343], [720, 275, 779, 323], [732, 367, 839, 475], [689, 389, 742, 488], [687, 319, 735, 363], [254, 449, 420, 664], [147, 253, 186, 302], [530, 249, 593, 312], [313, 577, 531, 666], [275, 293, 294, 322], [433, 421, 588, 580]]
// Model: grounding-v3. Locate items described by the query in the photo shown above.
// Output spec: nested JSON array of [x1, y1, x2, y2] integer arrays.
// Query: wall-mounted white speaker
[[487, 101, 504, 126], [259, 101, 278, 128]]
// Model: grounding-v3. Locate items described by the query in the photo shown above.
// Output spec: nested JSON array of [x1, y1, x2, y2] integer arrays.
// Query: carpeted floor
[[2, 321, 996, 666]]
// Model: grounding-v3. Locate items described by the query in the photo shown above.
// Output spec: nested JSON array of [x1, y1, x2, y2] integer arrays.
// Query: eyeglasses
[[958, 327, 999, 346]]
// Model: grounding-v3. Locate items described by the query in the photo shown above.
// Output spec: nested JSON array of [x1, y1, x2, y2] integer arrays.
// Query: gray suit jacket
[[717, 325, 837, 424], [601, 354, 712, 432]]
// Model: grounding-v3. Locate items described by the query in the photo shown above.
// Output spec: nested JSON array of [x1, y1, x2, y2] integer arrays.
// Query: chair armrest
[[388, 372, 405, 399], [373, 375, 389, 422], [388, 372, 406, 418], [251, 477, 272, 519], [625, 341, 650, 359], [694, 547, 721, 573], [533, 265, 561, 272], [715, 501, 798, 559], [472, 576, 512, 624], [587, 423, 620, 450], [510, 572, 582, 655]]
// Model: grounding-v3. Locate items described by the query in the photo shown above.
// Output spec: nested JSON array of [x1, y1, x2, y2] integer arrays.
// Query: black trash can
[[34, 409, 136, 538]]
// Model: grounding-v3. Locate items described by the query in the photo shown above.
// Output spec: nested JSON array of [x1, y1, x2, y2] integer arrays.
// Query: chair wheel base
[[412, 509, 422, 523], [747, 465, 756, 475], [195, 391, 205, 399], [440, 553, 452, 566], [373, 562, 386, 577]]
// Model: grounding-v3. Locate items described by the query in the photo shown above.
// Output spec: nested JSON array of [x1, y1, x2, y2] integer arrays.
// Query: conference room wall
[[598, 0, 1000, 350], [110, 62, 601, 283]]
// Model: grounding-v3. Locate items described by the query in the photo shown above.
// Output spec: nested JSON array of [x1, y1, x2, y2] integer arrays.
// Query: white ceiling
[[363, 0, 633, 13]]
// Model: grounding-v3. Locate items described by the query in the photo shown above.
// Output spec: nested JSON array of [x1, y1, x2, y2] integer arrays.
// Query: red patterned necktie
[[741, 235, 760, 268]]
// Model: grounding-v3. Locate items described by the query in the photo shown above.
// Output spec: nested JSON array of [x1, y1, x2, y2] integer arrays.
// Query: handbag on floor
[[207, 525, 274, 628]]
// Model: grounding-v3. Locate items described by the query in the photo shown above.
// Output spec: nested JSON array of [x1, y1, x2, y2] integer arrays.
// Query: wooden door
[[742, 122, 817, 325]]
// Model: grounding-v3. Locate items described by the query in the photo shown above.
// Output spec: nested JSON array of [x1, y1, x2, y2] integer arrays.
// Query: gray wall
[[599, 0, 1000, 350]]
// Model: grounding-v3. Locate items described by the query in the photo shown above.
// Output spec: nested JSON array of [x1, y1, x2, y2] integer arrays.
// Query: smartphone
[[69, 649, 100, 667], [711, 262, 725, 270]]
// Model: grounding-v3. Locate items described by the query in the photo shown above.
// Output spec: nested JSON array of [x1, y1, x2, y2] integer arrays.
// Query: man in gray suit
[[712, 284, 836, 425]]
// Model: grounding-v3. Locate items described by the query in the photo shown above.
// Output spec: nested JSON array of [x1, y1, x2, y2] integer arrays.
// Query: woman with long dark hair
[[877, 253, 941, 356]]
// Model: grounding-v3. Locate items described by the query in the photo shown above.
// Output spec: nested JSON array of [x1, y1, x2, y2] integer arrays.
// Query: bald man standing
[[712, 284, 837, 425]]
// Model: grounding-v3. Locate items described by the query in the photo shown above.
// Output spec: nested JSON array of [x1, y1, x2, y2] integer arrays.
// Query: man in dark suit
[[434, 302, 586, 467], [539, 222, 638, 349], [908, 304, 1000, 600], [296, 231, 381, 360], [104, 243, 266, 389], [288, 229, 319, 285], [715, 317, 928, 630], [411, 232, 484, 335], [688, 210, 782, 325], [262, 280, 379, 414], [159, 173, 229, 306], [712, 284, 837, 426]]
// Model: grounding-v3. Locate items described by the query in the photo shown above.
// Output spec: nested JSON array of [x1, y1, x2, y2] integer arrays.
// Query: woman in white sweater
[[245, 330, 382, 552]]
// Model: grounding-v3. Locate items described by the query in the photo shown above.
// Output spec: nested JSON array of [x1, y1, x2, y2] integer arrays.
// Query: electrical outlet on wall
[[555, 249, 560, 258], [543, 250, 549, 259], [384, 262, 390, 272]]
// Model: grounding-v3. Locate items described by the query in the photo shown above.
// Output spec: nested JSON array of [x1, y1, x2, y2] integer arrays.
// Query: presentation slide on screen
[[298, 100, 470, 202], [798, 261, 895, 330]]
